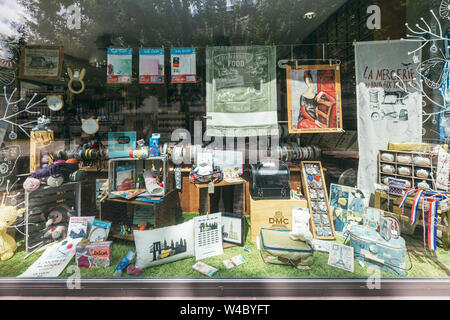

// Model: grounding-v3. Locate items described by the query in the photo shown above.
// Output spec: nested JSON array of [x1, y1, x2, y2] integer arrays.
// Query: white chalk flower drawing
[[399, 6, 450, 126], [440, 0, 450, 20], [0, 86, 45, 139]]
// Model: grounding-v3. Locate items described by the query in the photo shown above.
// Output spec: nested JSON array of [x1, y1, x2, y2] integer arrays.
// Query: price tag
[[208, 182, 214, 194]]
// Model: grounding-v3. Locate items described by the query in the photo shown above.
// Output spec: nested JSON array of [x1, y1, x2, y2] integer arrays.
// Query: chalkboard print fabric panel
[[206, 46, 279, 137]]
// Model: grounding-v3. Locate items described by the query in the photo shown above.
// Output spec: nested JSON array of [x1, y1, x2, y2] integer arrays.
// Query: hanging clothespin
[[387, 37, 391, 43], [295, 60, 299, 69], [353, 39, 357, 46], [329, 59, 332, 66]]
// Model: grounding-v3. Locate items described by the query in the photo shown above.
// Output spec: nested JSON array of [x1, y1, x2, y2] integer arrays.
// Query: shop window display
[[0, 0, 448, 300]]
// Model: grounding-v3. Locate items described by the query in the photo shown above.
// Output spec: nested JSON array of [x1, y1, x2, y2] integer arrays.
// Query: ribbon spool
[[129, 149, 149, 159]]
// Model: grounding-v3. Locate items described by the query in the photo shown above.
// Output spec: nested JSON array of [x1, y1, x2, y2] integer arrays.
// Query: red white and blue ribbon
[[429, 200, 438, 250], [399, 189, 448, 251], [399, 188, 423, 225]]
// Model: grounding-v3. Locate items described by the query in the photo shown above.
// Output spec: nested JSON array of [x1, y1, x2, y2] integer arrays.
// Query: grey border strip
[[0, 278, 449, 298]]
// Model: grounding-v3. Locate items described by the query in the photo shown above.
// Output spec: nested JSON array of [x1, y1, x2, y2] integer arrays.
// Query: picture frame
[[301, 161, 336, 240], [220, 212, 245, 246], [19, 45, 64, 80], [286, 64, 343, 134]]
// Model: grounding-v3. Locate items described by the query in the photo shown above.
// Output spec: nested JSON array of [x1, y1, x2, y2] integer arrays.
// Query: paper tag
[[208, 182, 214, 194]]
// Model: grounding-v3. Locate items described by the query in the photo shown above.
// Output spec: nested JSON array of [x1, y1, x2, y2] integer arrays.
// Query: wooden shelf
[[194, 179, 246, 189]]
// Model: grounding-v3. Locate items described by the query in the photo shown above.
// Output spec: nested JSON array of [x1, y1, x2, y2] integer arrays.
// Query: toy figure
[[0, 206, 25, 261], [290, 207, 313, 243], [41, 205, 74, 241], [32, 115, 51, 131]]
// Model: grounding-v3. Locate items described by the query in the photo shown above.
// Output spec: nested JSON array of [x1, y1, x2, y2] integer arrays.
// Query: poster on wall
[[329, 183, 370, 236], [286, 64, 343, 133], [139, 49, 164, 84], [206, 46, 278, 137], [107, 48, 132, 84], [170, 48, 197, 83], [355, 41, 423, 194], [19, 45, 64, 80]]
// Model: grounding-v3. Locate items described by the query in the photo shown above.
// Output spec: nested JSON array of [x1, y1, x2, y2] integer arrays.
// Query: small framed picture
[[221, 212, 245, 246], [19, 45, 64, 80]]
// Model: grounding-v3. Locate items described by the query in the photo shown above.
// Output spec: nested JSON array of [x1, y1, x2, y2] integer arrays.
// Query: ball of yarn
[[65, 158, 78, 165], [47, 175, 64, 187], [54, 150, 67, 161], [41, 154, 50, 164], [23, 177, 41, 192]]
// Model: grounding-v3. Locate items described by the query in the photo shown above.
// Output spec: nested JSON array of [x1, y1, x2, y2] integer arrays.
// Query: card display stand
[[378, 150, 436, 192], [249, 195, 307, 242], [30, 130, 54, 173], [301, 161, 336, 240], [24, 182, 81, 253]]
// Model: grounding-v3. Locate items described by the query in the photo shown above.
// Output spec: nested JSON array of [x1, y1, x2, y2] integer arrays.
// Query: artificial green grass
[[0, 213, 449, 278]]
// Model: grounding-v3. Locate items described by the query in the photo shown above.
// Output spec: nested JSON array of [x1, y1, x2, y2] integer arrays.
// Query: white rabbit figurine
[[290, 207, 313, 243]]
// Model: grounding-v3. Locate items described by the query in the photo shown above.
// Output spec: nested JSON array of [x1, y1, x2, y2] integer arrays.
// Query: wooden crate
[[25, 182, 81, 253], [99, 189, 181, 241], [196, 180, 246, 215], [378, 150, 436, 191], [249, 196, 307, 242], [108, 156, 170, 195], [30, 130, 54, 173]]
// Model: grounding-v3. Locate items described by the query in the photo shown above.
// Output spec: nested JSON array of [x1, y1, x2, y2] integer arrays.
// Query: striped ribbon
[[399, 188, 423, 225], [399, 189, 447, 251]]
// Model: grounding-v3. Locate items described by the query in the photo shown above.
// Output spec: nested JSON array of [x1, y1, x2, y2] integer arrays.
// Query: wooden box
[[249, 196, 307, 242], [196, 180, 246, 215], [108, 156, 170, 195], [378, 149, 436, 191], [25, 182, 81, 253], [99, 189, 181, 241]]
